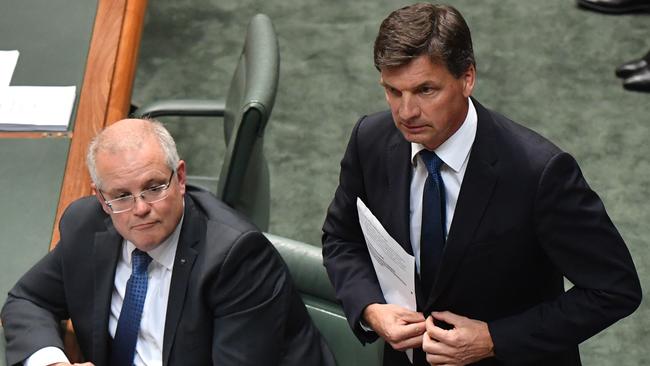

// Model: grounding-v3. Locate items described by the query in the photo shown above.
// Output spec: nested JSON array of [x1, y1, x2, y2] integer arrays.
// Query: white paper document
[[0, 86, 76, 131], [0, 50, 19, 88], [356, 197, 416, 363]]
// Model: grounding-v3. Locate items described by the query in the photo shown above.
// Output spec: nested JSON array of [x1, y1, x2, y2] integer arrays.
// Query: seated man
[[2, 119, 335, 366]]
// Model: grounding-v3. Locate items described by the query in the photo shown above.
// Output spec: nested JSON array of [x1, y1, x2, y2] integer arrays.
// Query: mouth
[[131, 221, 158, 231], [401, 123, 427, 133]]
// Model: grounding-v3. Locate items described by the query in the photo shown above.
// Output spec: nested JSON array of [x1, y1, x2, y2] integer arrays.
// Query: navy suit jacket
[[2, 186, 334, 366], [322, 99, 641, 365]]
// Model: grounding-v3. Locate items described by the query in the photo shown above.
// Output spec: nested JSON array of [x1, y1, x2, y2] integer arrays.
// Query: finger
[[424, 337, 458, 364], [422, 331, 456, 356], [425, 351, 457, 366], [422, 327, 437, 352], [425, 315, 436, 332], [387, 320, 426, 344], [400, 320, 427, 338], [426, 353, 461, 365], [425, 315, 451, 339], [431, 310, 463, 326], [397, 309, 426, 323], [391, 333, 424, 351]]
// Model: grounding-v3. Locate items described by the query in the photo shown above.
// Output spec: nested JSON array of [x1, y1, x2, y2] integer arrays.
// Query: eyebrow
[[379, 79, 438, 92], [379, 79, 396, 89], [104, 176, 166, 196]]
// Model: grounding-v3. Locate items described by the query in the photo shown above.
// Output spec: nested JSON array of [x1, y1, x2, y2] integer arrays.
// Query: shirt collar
[[124, 213, 184, 272], [410, 97, 478, 172]]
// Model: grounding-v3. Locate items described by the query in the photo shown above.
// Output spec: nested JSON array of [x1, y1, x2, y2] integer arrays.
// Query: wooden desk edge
[[0, 131, 72, 138]]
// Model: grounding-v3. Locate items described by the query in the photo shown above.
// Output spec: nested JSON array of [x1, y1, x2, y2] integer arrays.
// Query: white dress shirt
[[360, 98, 477, 333], [108, 215, 182, 366], [409, 98, 477, 274], [24, 215, 183, 366]]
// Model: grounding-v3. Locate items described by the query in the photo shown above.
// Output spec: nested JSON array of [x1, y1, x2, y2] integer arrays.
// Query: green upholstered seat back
[[218, 14, 279, 230], [265, 233, 384, 366]]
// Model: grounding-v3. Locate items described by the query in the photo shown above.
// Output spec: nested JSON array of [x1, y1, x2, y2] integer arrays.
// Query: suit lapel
[[92, 218, 122, 366], [162, 197, 201, 366], [426, 101, 499, 310], [385, 130, 413, 254]]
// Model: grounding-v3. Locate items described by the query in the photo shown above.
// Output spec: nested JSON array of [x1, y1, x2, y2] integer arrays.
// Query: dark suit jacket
[[2, 186, 334, 366], [322, 99, 641, 365]]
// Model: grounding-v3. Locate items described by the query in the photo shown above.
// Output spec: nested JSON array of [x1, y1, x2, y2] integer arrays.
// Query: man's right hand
[[362, 303, 426, 351]]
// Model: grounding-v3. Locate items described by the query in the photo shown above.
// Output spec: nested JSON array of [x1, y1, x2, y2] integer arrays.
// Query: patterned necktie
[[110, 249, 152, 366], [419, 150, 446, 298]]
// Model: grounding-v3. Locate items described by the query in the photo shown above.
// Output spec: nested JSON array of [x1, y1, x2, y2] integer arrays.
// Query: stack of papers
[[0, 50, 76, 131], [0, 51, 19, 87], [357, 197, 416, 363]]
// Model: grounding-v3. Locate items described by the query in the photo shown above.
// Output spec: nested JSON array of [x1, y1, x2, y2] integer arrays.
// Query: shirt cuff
[[359, 319, 375, 333], [24, 346, 69, 366]]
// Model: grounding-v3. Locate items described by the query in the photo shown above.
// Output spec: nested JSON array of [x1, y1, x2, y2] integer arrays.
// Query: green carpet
[[132, 1, 650, 364]]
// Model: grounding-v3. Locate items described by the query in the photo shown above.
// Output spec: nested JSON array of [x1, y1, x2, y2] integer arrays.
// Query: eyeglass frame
[[98, 170, 176, 214]]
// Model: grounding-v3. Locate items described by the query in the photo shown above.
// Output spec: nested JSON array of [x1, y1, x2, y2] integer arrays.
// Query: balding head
[[87, 119, 180, 189]]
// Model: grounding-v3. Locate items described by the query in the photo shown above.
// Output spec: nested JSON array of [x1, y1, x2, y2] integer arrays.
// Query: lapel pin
[[180, 258, 186, 264]]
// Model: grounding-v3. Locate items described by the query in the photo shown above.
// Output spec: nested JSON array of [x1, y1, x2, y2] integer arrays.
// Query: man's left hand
[[422, 311, 495, 366]]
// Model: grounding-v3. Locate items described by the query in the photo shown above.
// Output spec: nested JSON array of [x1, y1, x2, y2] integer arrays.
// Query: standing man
[[322, 3, 641, 366], [2, 119, 334, 366]]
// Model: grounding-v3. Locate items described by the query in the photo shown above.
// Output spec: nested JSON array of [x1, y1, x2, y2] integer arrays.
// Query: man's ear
[[176, 160, 187, 195], [92, 183, 111, 215], [461, 64, 476, 98]]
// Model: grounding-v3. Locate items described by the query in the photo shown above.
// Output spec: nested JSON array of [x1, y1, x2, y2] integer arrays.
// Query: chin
[[129, 236, 164, 252], [404, 134, 430, 146]]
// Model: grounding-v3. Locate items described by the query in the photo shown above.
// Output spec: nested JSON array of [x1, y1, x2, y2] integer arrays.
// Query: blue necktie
[[419, 150, 446, 297], [110, 249, 152, 366]]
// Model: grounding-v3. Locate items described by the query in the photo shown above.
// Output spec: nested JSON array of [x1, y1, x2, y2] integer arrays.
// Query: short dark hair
[[373, 3, 475, 78]]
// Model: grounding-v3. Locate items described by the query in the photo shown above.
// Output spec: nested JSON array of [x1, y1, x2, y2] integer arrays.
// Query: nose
[[132, 195, 151, 216], [398, 93, 420, 121]]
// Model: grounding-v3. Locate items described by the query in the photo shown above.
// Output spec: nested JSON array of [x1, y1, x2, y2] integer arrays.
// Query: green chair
[[265, 233, 384, 366], [136, 13, 279, 231]]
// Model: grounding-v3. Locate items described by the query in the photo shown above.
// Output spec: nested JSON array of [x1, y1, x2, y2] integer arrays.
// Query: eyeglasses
[[99, 171, 175, 214]]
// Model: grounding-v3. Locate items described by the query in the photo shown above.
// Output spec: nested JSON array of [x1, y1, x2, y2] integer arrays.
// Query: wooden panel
[[107, 0, 148, 123], [50, 0, 148, 249]]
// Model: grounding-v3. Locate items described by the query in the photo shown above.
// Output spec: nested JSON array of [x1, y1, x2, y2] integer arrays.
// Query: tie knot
[[419, 150, 444, 175], [131, 249, 152, 274]]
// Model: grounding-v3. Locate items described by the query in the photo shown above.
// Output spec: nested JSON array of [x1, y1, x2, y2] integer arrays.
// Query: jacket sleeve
[[488, 152, 642, 363], [321, 116, 386, 343], [1, 242, 68, 366]]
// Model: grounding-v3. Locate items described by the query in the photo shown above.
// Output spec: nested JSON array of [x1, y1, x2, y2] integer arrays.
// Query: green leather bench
[[265, 233, 383, 366]]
